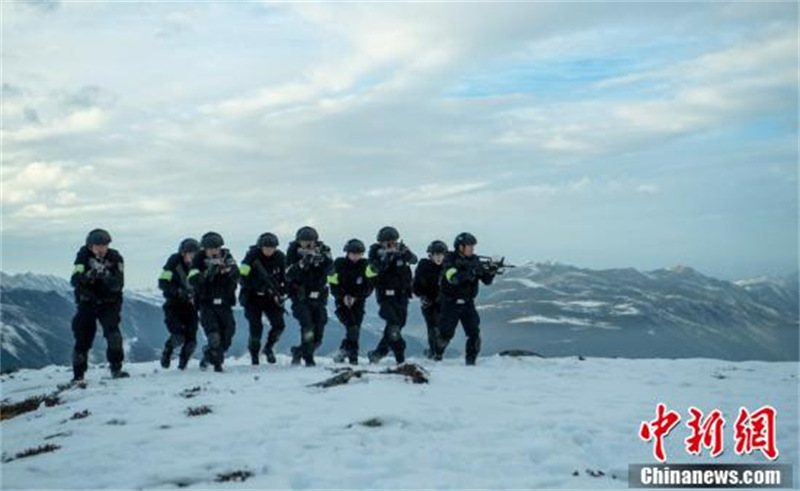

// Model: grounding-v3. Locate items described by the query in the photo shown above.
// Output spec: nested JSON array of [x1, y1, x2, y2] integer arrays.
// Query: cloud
[[4, 107, 108, 142], [1, 161, 93, 205], [363, 182, 490, 205], [16, 0, 60, 13], [636, 184, 660, 195], [486, 27, 797, 161], [59, 85, 116, 109], [0, 2, 796, 285], [1, 84, 115, 142]]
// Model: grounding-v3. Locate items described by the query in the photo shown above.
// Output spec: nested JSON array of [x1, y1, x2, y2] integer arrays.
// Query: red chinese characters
[[685, 406, 725, 457], [639, 403, 682, 462], [639, 404, 779, 462], [734, 405, 779, 460]]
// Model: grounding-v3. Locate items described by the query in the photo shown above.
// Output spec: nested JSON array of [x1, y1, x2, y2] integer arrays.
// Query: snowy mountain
[[735, 273, 800, 316], [475, 263, 798, 361], [1, 273, 170, 373], [1, 264, 797, 373], [1, 355, 797, 489]]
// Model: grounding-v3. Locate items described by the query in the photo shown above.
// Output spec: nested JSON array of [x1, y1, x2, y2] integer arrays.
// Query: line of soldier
[[68, 226, 510, 382]]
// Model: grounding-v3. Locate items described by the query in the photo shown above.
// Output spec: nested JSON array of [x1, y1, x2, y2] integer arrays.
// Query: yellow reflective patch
[[239, 264, 252, 276], [72, 264, 86, 275], [159, 270, 174, 281], [187, 269, 200, 279], [327, 273, 339, 285], [365, 264, 378, 279], [445, 268, 458, 281]]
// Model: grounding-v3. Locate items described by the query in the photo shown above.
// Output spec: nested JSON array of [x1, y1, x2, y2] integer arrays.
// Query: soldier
[[329, 238, 374, 365], [187, 232, 239, 372], [69, 228, 128, 381], [239, 232, 287, 365], [413, 240, 448, 359], [436, 232, 498, 365], [366, 226, 417, 364], [158, 238, 200, 370], [285, 226, 333, 367]]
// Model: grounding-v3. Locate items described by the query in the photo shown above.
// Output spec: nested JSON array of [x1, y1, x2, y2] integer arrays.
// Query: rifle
[[205, 255, 235, 277], [476, 255, 516, 275], [174, 263, 194, 305], [251, 259, 287, 312], [377, 241, 414, 265], [298, 246, 326, 267], [87, 257, 110, 280]]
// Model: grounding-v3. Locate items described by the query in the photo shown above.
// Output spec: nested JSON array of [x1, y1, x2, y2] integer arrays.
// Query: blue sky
[[1, 1, 798, 288]]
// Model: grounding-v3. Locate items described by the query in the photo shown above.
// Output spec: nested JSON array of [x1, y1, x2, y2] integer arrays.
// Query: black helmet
[[453, 232, 477, 250], [295, 226, 319, 242], [343, 238, 366, 254], [257, 232, 279, 248], [86, 228, 112, 246], [201, 231, 224, 249], [377, 226, 400, 242], [427, 240, 448, 254], [179, 238, 200, 254]]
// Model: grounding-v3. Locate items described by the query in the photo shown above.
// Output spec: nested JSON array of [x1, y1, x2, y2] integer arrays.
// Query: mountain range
[[1, 263, 797, 372]]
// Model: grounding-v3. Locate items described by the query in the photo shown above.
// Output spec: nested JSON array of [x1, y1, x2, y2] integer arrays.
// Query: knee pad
[[302, 329, 315, 343], [388, 325, 401, 341]]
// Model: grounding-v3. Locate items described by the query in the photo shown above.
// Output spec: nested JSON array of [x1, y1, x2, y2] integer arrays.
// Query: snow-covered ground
[[1, 355, 797, 489]]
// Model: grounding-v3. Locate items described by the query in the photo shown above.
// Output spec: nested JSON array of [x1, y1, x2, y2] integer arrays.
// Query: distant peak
[[669, 264, 695, 274]]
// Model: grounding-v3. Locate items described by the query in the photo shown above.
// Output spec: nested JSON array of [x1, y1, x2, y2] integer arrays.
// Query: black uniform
[[366, 243, 417, 363], [187, 249, 239, 370], [286, 241, 333, 365], [413, 258, 444, 356], [69, 246, 125, 379], [239, 246, 287, 361], [158, 253, 199, 369], [437, 252, 496, 364], [329, 256, 374, 362]]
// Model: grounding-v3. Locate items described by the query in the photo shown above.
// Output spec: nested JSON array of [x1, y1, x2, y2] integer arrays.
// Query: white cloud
[[636, 184, 660, 195], [1, 162, 93, 205], [1, 2, 795, 285], [4, 107, 109, 142]]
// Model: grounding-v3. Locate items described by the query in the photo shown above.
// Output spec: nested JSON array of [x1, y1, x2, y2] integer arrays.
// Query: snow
[[545, 300, 608, 310], [2, 356, 796, 489], [0, 272, 71, 294], [735, 277, 772, 287], [612, 303, 640, 315], [502, 278, 547, 289], [124, 288, 165, 306], [562, 300, 606, 308], [508, 315, 620, 330]]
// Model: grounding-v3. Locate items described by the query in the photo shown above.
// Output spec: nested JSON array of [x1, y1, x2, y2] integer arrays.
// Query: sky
[[1, 0, 798, 289]]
